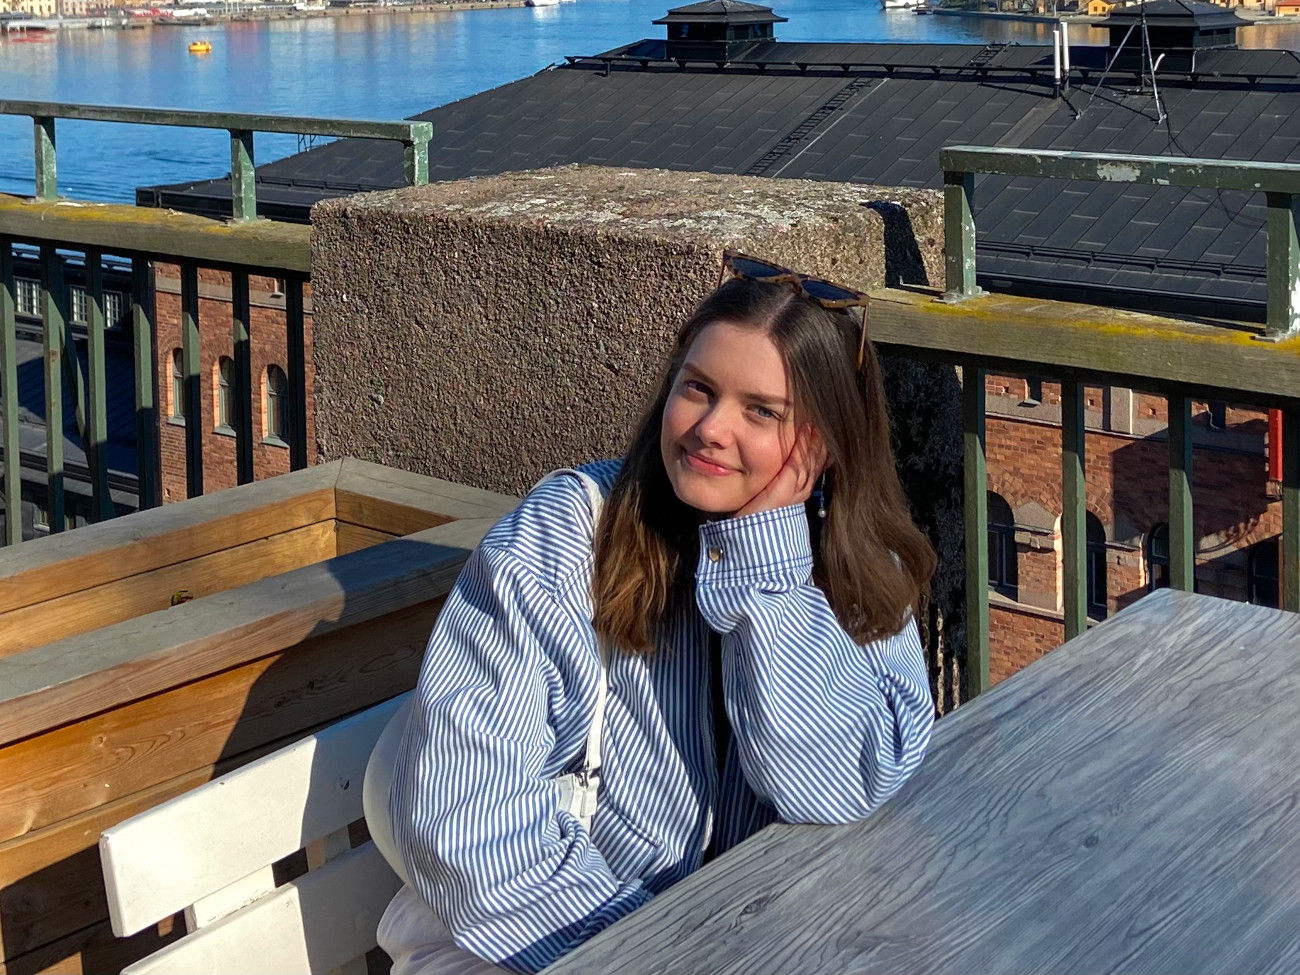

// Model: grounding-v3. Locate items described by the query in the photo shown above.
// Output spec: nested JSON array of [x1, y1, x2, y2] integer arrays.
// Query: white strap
[[532, 469, 609, 832]]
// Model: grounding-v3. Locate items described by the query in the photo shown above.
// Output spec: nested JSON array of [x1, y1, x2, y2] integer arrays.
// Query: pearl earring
[[816, 473, 828, 521]]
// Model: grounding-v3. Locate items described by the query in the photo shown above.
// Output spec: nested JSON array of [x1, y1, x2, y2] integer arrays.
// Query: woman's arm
[[694, 503, 935, 825], [390, 540, 650, 974]]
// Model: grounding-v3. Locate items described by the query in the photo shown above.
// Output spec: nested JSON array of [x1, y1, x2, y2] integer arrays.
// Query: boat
[[525, 0, 559, 7], [188, 38, 211, 52], [880, 0, 919, 7]]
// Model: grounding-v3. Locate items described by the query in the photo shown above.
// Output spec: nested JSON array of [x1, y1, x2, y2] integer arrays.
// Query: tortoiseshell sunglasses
[[717, 250, 871, 371]]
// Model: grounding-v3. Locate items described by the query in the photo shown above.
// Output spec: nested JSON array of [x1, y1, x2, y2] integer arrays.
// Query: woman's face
[[660, 320, 797, 516]]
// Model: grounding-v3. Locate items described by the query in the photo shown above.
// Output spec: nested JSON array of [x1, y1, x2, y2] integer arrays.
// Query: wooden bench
[[99, 693, 412, 975]]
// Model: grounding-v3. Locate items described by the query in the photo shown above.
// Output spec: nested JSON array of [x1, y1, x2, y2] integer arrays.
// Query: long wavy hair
[[592, 277, 935, 652]]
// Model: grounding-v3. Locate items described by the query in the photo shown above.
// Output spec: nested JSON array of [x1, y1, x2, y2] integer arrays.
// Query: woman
[[379, 256, 937, 975]]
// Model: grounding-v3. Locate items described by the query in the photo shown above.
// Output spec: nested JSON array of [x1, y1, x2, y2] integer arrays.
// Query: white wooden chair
[[99, 693, 411, 975]]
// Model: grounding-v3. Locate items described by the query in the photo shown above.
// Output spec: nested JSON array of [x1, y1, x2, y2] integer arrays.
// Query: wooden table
[[547, 589, 1300, 974]]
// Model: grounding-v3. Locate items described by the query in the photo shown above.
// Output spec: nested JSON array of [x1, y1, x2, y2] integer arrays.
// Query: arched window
[[1248, 538, 1280, 609], [987, 492, 1018, 600], [1146, 523, 1170, 592], [265, 365, 288, 442], [170, 349, 185, 421], [217, 357, 234, 431], [1086, 512, 1107, 619]]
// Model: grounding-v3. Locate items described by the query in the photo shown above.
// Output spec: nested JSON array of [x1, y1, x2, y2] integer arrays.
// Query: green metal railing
[[5, 101, 433, 221], [933, 145, 1300, 699], [0, 101, 433, 546]]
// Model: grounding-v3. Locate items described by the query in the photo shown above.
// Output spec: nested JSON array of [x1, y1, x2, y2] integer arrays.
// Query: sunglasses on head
[[717, 250, 871, 370]]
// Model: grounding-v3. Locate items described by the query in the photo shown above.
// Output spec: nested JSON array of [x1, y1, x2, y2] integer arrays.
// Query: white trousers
[[378, 885, 509, 975]]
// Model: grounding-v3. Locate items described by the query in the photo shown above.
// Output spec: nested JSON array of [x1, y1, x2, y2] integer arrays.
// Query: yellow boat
[[188, 40, 212, 54]]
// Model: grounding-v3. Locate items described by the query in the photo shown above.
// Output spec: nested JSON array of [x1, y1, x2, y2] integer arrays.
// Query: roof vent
[[1102, 0, 1249, 72], [654, 0, 786, 65]]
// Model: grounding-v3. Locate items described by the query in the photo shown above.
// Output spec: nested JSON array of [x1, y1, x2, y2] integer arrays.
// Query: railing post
[[1284, 403, 1300, 612], [0, 238, 19, 546], [1265, 192, 1300, 339], [230, 128, 256, 223], [1168, 394, 1195, 591], [1061, 381, 1087, 638], [85, 248, 114, 522], [180, 263, 203, 498], [40, 246, 66, 533], [33, 115, 56, 201], [963, 365, 989, 699], [285, 276, 308, 471], [943, 169, 981, 300], [403, 122, 432, 186], [231, 271, 254, 484], [132, 257, 160, 510]]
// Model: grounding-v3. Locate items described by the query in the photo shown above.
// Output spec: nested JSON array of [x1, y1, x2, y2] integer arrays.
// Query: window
[[1146, 523, 1170, 592], [170, 349, 185, 421], [265, 365, 288, 442], [70, 284, 88, 325], [15, 278, 41, 318], [103, 290, 126, 328], [1248, 538, 1279, 609], [217, 357, 235, 431], [1086, 512, 1107, 619], [67, 286, 125, 327], [987, 492, 1018, 600]]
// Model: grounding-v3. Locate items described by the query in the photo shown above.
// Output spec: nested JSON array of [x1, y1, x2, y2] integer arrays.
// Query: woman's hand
[[734, 425, 828, 518]]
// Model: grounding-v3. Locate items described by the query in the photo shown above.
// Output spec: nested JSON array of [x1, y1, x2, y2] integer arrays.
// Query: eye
[[750, 404, 782, 421], [683, 379, 711, 397]]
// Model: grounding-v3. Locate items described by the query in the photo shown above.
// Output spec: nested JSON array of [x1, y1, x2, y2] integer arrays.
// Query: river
[[0, 0, 1297, 202]]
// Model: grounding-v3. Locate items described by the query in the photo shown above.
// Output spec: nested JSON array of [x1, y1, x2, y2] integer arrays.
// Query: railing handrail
[[939, 144, 1300, 338], [940, 146, 1300, 195], [2, 100, 433, 220], [0, 100, 433, 144]]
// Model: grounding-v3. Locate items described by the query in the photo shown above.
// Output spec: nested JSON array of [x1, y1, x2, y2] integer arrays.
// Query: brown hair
[[592, 277, 935, 652]]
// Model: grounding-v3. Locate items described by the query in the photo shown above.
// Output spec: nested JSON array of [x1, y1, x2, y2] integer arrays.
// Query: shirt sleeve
[[694, 503, 935, 825], [389, 541, 651, 974]]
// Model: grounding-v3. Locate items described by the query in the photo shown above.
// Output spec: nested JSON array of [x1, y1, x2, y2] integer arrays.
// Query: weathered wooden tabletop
[[546, 588, 1300, 975]]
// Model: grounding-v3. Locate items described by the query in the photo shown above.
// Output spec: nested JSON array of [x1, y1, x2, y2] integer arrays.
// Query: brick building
[[983, 379, 1277, 683], [151, 264, 316, 503]]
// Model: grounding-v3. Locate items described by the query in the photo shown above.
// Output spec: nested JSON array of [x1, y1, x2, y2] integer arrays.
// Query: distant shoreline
[[0, 1, 528, 35]]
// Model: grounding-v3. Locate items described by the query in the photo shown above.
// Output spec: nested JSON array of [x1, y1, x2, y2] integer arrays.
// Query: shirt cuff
[[696, 503, 814, 590]]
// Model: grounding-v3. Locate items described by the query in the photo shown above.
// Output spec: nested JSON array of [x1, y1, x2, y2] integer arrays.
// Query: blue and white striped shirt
[[388, 460, 934, 974]]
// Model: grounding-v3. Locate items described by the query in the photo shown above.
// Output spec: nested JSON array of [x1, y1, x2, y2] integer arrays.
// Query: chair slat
[[123, 842, 401, 975], [101, 693, 409, 937]]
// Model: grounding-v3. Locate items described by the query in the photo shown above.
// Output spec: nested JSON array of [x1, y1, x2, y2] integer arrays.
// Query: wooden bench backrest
[[99, 693, 410, 974]]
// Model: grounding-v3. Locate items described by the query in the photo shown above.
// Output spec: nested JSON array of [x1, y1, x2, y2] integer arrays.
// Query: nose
[[694, 401, 737, 448]]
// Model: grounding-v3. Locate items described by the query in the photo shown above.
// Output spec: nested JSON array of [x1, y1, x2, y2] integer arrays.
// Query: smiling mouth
[[683, 449, 735, 476]]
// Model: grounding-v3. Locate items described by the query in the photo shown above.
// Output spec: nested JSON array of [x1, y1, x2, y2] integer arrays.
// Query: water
[[0, 1, 1296, 202]]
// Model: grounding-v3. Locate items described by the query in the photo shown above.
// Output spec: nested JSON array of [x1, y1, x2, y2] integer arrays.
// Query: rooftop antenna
[[1078, 4, 1165, 125]]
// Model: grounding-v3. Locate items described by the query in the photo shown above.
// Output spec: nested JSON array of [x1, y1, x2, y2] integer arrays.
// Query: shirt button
[[707, 545, 723, 563]]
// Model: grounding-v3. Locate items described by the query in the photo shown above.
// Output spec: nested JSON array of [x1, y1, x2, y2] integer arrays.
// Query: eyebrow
[[680, 363, 791, 409]]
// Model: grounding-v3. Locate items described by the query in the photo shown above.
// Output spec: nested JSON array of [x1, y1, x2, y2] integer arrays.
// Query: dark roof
[[653, 0, 786, 26], [1103, 0, 1251, 28], [140, 38, 1300, 318]]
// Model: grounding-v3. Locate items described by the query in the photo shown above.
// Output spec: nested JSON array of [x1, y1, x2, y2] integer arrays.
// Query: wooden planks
[[0, 714, 352, 961], [0, 597, 437, 844], [335, 523, 395, 557], [0, 516, 492, 750], [867, 286, 1300, 407], [549, 589, 1300, 975], [0, 467, 338, 616], [0, 520, 336, 658], [334, 457, 518, 537]]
